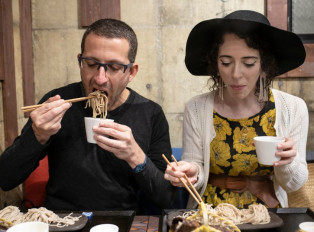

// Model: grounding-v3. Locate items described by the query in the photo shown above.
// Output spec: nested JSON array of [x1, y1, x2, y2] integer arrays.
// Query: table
[[130, 216, 159, 231], [72, 211, 159, 232]]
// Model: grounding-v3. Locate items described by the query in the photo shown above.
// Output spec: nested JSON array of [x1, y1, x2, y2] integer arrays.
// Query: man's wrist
[[132, 155, 147, 173]]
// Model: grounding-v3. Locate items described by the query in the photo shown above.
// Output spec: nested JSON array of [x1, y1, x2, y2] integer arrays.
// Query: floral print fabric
[[203, 91, 276, 208]]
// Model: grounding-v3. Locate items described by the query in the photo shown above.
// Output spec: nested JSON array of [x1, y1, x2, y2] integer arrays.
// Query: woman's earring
[[219, 77, 224, 101], [258, 74, 267, 102]]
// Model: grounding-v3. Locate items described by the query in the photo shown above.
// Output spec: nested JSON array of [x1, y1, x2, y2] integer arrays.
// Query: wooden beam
[[266, 0, 288, 30], [19, 0, 34, 117], [0, 0, 18, 148], [81, 0, 120, 27]]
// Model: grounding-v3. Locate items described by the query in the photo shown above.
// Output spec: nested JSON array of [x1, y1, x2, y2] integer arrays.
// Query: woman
[[165, 10, 309, 209]]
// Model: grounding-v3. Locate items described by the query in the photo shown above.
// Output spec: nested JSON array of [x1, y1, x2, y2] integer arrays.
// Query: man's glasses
[[78, 55, 133, 76]]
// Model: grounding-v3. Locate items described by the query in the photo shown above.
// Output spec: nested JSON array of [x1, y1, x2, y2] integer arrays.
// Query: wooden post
[[0, 0, 18, 148]]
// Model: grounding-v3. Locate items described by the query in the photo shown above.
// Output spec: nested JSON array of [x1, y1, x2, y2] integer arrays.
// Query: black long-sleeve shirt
[[0, 82, 174, 212]]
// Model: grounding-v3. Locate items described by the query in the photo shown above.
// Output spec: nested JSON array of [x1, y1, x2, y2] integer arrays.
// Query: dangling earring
[[218, 76, 224, 101], [258, 74, 267, 102]]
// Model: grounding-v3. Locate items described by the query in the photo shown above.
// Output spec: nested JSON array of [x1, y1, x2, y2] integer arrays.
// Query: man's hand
[[93, 120, 146, 168], [31, 95, 72, 144]]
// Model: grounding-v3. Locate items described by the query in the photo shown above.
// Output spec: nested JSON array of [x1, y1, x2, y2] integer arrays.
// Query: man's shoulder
[[130, 88, 161, 108]]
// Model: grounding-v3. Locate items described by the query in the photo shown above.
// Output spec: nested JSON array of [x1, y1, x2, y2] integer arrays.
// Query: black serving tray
[[159, 208, 314, 232], [77, 210, 135, 232], [0, 211, 135, 232]]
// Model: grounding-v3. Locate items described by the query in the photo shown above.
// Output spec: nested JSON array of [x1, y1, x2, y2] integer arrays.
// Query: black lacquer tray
[[159, 208, 314, 232]]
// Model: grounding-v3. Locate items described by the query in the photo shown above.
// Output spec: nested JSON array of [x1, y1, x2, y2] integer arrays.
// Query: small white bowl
[[90, 223, 119, 232], [299, 222, 314, 232], [7, 221, 49, 232]]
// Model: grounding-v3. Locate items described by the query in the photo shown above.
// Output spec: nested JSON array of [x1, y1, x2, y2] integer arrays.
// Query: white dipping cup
[[7, 222, 49, 232], [253, 136, 285, 165], [84, 117, 114, 143], [299, 222, 314, 232], [90, 224, 119, 232]]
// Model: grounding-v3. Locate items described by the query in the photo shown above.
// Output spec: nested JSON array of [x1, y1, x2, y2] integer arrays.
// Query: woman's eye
[[244, 63, 255, 67], [221, 61, 231, 66]]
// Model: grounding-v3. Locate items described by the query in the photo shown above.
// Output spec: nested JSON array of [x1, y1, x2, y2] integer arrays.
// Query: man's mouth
[[93, 88, 108, 97]]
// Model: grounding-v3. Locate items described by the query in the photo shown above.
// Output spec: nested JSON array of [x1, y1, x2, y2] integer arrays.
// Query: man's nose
[[95, 65, 108, 84]]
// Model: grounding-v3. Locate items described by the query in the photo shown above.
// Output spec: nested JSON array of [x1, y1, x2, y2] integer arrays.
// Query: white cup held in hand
[[84, 117, 114, 143], [7, 222, 49, 232], [253, 136, 285, 165], [90, 224, 119, 232]]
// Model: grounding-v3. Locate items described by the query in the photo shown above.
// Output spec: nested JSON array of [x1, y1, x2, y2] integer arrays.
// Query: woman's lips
[[230, 85, 245, 91]]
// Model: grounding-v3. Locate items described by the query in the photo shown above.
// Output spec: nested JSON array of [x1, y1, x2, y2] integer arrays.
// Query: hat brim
[[185, 18, 306, 76]]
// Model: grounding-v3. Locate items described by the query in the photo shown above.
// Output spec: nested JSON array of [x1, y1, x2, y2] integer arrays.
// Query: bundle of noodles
[[171, 202, 240, 232], [171, 203, 271, 232], [0, 206, 81, 228], [85, 90, 108, 119], [0, 206, 23, 228], [23, 207, 81, 227]]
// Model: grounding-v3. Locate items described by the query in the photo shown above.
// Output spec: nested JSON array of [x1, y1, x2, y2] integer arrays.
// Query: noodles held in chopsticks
[[85, 90, 108, 119], [0, 206, 81, 228]]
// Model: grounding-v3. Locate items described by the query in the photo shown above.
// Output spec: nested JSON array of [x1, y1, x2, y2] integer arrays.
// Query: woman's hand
[[164, 160, 199, 187], [274, 137, 297, 166]]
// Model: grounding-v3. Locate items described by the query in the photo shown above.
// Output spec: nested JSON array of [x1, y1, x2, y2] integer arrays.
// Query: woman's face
[[217, 33, 263, 100]]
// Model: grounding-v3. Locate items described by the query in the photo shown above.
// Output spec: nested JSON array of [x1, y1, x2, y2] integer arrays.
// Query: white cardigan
[[182, 89, 309, 209]]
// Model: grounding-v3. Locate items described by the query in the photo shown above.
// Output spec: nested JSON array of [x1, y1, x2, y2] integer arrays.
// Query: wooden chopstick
[[21, 95, 96, 113], [162, 154, 202, 205], [171, 155, 203, 204]]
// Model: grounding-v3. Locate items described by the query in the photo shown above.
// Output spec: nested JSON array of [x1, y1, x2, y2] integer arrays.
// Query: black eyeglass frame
[[78, 54, 133, 73]]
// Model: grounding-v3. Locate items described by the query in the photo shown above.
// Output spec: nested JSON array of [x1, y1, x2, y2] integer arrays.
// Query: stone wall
[[1, 0, 313, 153]]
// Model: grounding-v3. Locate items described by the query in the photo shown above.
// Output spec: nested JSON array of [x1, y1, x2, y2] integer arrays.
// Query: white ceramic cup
[[7, 222, 49, 232], [90, 224, 119, 232], [299, 222, 314, 232], [84, 117, 114, 144], [253, 136, 285, 165]]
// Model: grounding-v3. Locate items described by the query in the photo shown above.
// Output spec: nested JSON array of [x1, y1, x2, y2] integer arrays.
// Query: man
[[0, 19, 174, 213]]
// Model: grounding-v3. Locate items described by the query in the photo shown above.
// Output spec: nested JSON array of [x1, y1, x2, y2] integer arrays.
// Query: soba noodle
[[173, 203, 270, 231], [0, 206, 81, 228], [214, 203, 270, 225], [85, 90, 108, 119]]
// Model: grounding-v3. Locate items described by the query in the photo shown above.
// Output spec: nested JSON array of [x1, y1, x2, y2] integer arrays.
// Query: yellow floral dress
[[203, 91, 277, 208]]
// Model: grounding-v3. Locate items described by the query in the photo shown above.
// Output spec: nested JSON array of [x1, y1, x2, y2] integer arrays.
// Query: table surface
[[1, 208, 313, 232], [73, 208, 314, 232]]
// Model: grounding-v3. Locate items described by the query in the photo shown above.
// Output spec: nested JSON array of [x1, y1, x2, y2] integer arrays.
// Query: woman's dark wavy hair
[[81, 18, 138, 63], [205, 21, 279, 101]]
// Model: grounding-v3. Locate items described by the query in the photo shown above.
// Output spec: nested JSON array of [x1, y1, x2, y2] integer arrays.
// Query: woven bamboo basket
[[288, 163, 314, 210]]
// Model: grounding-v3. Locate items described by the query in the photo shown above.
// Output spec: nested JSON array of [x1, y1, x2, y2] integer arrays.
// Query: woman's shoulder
[[186, 90, 216, 106], [272, 88, 308, 110]]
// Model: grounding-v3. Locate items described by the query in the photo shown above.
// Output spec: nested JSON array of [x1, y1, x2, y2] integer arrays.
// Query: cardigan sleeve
[[182, 96, 206, 190], [273, 90, 309, 192]]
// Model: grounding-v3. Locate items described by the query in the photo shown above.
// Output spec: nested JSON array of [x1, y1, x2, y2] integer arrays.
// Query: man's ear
[[128, 63, 139, 83], [77, 53, 82, 68]]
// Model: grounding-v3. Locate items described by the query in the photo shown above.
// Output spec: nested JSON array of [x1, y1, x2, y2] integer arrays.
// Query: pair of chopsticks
[[21, 95, 96, 113], [162, 154, 203, 205]]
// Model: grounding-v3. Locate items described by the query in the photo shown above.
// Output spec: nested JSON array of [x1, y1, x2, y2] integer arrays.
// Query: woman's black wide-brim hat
[[185, 10, 306, 76]]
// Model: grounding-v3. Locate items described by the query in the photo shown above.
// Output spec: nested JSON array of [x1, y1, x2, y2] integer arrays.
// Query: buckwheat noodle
[[0, 206, 81, 228], [174, 203, 270, 231], [85, 90, 108, 119]]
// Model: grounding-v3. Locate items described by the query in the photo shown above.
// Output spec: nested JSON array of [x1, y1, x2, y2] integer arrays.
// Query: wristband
[[132, 155, 147, 173]]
